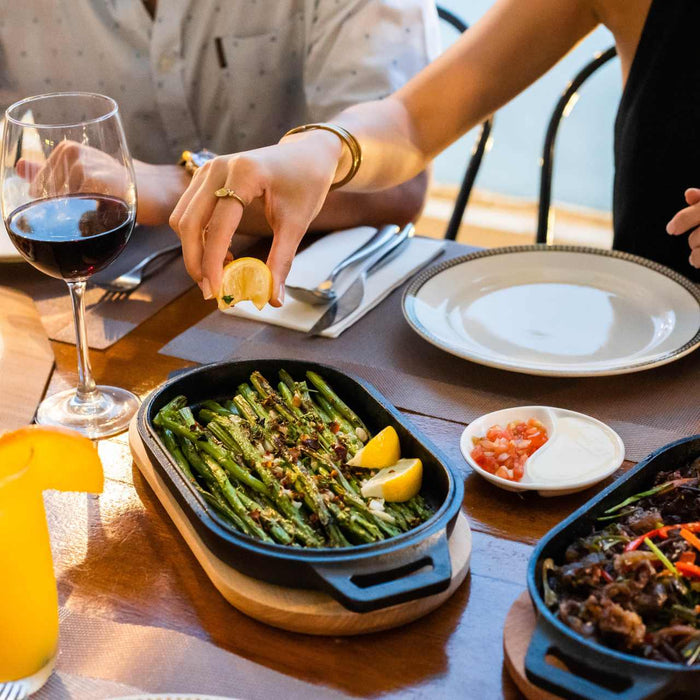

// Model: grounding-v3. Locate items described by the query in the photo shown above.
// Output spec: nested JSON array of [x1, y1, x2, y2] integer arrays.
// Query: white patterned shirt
[[0, 0, 439, 163]]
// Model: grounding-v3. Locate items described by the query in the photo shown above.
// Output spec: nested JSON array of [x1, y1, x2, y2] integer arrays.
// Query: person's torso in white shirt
[[0, 0, 439, 163]]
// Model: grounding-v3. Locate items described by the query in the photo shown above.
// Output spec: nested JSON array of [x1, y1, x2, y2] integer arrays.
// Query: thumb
[[266, 223, 306, 307], [685, 188, 700, 205]]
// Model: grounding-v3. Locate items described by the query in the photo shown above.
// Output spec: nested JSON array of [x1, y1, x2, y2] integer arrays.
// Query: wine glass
[[1, 92, 140, 438]]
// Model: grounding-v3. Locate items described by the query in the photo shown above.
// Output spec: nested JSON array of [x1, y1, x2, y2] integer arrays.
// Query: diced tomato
[[470, 418, 548, 483]]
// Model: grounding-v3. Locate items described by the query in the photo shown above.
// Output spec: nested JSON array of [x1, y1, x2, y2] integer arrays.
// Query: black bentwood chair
[[536, 46, 618, 244], [436, 5, 494, 241]]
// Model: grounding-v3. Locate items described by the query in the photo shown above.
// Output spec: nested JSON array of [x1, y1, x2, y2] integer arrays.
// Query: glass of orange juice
[[0, 443, 59, 693], [0, 427, 103, 695]]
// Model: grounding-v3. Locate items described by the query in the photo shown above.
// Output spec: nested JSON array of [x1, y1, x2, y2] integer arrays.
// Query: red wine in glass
[[6, 193, 133, 280], [1, 92, 140, 440]]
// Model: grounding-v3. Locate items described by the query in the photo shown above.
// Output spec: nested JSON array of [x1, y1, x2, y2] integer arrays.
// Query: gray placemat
[[31, 608, 349, 700], [159, 241, 700, 462], [0, 224, 195, 349]]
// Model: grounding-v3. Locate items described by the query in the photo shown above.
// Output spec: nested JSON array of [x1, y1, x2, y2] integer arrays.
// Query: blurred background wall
[[434, 0, 619, 214]]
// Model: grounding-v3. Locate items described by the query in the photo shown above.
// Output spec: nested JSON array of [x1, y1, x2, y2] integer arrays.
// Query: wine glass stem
[[66, 280, 97, 402]]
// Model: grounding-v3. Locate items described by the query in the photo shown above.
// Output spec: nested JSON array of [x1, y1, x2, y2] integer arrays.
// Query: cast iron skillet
[[138, 359, 463, 613], [526, 434, 700, 699]]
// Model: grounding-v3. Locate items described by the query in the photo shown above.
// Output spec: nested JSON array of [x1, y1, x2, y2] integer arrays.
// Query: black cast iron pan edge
[[137, 358, 464, 612], [525, 434, 700, 699]]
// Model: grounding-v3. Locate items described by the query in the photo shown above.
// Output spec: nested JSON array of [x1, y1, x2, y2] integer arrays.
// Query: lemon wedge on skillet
[[347, 426, 400, 468], [360, 458, 423, 502]]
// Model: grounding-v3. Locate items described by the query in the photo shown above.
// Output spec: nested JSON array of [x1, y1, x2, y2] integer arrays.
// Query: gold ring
[[214, 187, 247, 208]]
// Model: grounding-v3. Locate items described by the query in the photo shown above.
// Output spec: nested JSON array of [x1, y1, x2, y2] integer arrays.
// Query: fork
[[92, 242, 182, 303], [0, 682, 29, 700]]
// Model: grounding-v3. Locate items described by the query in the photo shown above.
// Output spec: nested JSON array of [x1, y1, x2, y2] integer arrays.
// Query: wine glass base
[[0, 650, 57, 696], [36, 386, 140, 439]]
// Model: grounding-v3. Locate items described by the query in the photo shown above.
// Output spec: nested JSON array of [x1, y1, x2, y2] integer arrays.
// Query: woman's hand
[[666, 188, 700, 268], [169, 132, 343, 305]]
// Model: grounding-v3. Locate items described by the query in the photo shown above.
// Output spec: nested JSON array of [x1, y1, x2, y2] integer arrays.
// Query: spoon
[[286, 224, 400, 305]]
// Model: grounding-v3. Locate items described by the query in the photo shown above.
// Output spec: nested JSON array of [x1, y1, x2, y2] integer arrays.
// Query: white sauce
[[526, 416, 618, 484]]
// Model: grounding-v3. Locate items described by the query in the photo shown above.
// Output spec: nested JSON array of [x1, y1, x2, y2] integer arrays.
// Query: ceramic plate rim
[[459, 405, 625, 493], [402, 245, 700, 377]]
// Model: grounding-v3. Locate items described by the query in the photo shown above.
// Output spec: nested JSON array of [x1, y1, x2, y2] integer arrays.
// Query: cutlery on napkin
[[222, 226, 445, 337], [308, 223, 415, 335]]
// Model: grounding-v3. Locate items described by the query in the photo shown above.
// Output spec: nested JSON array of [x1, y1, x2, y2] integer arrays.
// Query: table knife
[[307, 223, 415, 336], [286, 224, 400, 305]]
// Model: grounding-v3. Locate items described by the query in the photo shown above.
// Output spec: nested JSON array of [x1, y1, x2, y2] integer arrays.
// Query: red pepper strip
[[625, 522, 700, 552], [680, 551, 698, 565], [601, 568, 614, 583], [680, 528, 700, 553], [677, 561, 700, 580]]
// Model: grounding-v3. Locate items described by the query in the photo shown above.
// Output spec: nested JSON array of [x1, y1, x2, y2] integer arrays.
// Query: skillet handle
[[525, 618, 671, 700], [311, 529, 452, 613]]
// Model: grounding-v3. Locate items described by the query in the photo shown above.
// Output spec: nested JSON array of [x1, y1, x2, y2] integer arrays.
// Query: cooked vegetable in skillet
[[543, 455, 700, 665], [153, 369, 434, 548]]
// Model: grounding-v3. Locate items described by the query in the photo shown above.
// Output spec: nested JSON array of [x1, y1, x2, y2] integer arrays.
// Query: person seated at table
[[170, 0, 700, 306], [1, 0, 438, 233]]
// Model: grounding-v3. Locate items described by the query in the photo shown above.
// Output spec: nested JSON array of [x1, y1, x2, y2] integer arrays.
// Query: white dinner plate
[[402, 245, 700, 377]]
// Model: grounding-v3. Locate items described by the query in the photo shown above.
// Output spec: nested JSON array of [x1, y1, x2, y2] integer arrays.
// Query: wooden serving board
[[129, 419, 471, 635], [503, 591, 565, 700], [0, 286, 54, 431]]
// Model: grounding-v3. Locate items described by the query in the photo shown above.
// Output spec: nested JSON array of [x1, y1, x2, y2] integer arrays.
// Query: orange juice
[[0, 426, 103, 691], [0, 463, 59, 681]]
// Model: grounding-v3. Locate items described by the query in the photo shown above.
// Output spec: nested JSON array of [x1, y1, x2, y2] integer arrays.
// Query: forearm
[[235, 171, 428, 236], [134, 161, 190, 227], [303, 0, 598, 193]]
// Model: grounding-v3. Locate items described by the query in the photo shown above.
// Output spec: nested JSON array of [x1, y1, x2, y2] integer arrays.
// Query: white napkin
[[222, 226, 445, 337]]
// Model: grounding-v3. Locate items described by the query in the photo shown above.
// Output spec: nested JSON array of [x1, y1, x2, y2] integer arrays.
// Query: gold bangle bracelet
[[282, 123, 362, 190]]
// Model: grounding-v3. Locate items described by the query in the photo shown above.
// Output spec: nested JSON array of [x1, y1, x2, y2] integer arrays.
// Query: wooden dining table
[[35, 277, 644, 699]]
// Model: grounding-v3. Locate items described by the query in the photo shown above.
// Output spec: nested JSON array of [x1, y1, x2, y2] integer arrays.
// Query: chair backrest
[[536, 47, 617, 244], [436, 5, 494, 241]]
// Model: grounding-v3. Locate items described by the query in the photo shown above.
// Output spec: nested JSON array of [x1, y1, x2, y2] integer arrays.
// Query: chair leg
[[536, 47, 617, 245], [444, 119, 493, 241]]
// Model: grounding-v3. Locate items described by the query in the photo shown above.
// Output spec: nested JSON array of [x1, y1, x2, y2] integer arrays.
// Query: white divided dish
[[460, 405, 625, 496]]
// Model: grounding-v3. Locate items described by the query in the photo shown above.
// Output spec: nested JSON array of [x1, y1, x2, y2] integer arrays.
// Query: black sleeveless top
[[614, 0, 700, 282]]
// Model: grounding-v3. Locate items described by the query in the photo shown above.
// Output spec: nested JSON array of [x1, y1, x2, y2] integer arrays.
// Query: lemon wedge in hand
[[347, 426, 400, 468], [360, 458, 423, 502], [217, 257, 273, 311]]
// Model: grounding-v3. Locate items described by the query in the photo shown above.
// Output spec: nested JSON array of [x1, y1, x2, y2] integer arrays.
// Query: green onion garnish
[[644, 536, 678, 575]]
